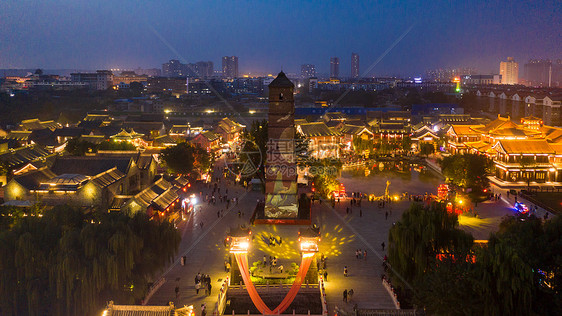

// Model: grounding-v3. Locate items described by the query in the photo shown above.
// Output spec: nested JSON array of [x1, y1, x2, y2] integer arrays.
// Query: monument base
[[251, 200, 311, 225]]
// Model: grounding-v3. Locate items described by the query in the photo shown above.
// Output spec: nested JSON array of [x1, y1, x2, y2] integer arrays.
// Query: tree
[[439, 154, 492, 191], [419, 142, 434, 157], [161, 142, 193, 175], [65, 138, 98, 156], [410, 213, 562, 315], [129, 82, 144, 97], [308, 158, 342, 198], [388, 202, 474, 289], [0, 205, 180, 316], [98, 140, 136, 151], [401, 136, 412, 152]]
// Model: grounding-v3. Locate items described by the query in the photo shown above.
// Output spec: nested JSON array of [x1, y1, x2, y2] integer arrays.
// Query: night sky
[[0, 0, 560, 76]]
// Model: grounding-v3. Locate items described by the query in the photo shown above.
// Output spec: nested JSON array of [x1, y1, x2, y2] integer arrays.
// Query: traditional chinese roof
[[488, 127, 540, 138], [131, 178, 178, 211], [169, 125, 189, 134], [90, 167, 126, 188], [412, 126, 438, 140], [44, 174, 89, 185], [340, 124, 373, 136], [298, 122, 340, 137], [493, 139, 554, 155], [20, 119, 60, 131], [548, 143, 562, 155], [152, 135, 176, 147], [448, 125, 484, 136], [294, 119, 308, 126], [50, 156, 133, 176], [79, 135, 106, 144], [84, 114, 110, 121], [6, 130, 32, 141], [324, 112, 346, 121], [110, 128, 145, 140], [11, 167, 57, 191], [464, 141, 494, 154], [199, 131, 220, 141], [216, 117, 245, 133], [474, 115, 519, 133], [0, 145, 54, 168], [373, 122, 409, 133]]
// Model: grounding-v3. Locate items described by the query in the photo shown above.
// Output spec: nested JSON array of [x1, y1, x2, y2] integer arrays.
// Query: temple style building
[[446, 115, 562, 183]]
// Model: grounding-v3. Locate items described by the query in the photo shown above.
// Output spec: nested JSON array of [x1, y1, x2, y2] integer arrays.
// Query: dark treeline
[[0, 205, 180, 316]]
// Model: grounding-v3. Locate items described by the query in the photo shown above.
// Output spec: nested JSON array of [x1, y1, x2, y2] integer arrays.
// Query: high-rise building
[[330, 57, 340, 79], [195, 61, 214, 78], [524, 59, 553, 87], [351, 53, 360, 79], [301, 64, 316, 79], [222, 56, 239, 78], [162, 59, 188, 77], [499, 57, 519, 85]]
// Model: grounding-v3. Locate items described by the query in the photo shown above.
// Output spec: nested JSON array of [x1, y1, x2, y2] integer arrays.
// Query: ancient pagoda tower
[[264, 72, 298, 219]]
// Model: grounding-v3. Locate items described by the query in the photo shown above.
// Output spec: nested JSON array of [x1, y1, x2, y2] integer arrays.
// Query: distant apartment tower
[[195, 61, 214, 78], [301, 64, 316, 79], [499, 57, 519, 84], [330, 57, 340, 79], [162, 59, 187, 77], [351, 53, 360, 79], [70, 70, 113, 90], [524, 59, 554, 87], [222, 56, 239, 78]]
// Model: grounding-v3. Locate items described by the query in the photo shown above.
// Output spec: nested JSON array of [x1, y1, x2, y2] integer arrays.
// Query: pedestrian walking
[[263, 255, 267, 266], [323, 270, 328, 281], [195, 281, 201, 294], [344, 266, 348, 277], [385, 211, 389, 220], [363, 250, 367, 259], [207, 283, 212, 296], [343, 289, 348, 302], [175, 286, 180, 298], [348, 289, 354, 301], [381, 242, 385, 251]]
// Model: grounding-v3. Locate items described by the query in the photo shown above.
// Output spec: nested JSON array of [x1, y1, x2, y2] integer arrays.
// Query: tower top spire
[[269, 71, 294, 88]]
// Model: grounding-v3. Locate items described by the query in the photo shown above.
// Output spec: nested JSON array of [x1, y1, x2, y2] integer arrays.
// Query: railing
[[381, 277, 400, 309], [141, 277, 166, 305], [318, 274, 328, 316], [228, 281, 319, 294], [356, 309, 421, 316], [216, 276, 230, 315]]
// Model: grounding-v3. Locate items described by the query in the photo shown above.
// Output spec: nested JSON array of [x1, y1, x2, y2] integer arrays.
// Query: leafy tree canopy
[[439, 153, 492, 190], [160, 142, 210, 175], [0, 205, 180, 316]]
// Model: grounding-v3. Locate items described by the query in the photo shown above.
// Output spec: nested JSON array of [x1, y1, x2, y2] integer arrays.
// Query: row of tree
[[65, 138, 137, 156], [0, 205, 180, 316], [388, 203, 562, 315]]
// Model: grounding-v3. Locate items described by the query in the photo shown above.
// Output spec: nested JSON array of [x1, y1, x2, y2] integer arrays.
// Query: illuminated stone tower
[[264, 72, 298, 219]]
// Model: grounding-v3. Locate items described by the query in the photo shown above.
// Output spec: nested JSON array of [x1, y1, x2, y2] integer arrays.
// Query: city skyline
[[0, 0, 560, 76]]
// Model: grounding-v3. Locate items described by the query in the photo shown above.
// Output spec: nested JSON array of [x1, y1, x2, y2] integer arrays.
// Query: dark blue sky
[[1, 0, 560, 76]]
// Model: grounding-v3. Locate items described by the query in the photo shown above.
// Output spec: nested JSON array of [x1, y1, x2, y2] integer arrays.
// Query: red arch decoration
[[234, 253, 315, 314]]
